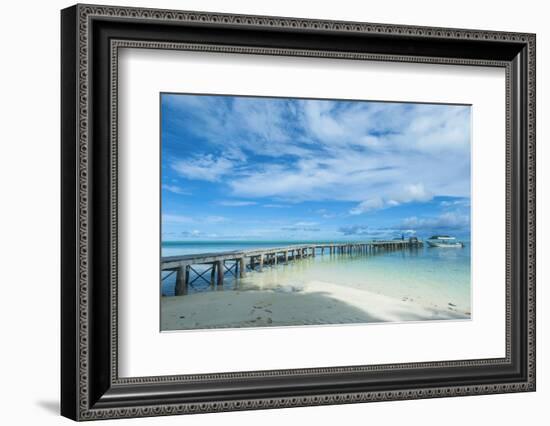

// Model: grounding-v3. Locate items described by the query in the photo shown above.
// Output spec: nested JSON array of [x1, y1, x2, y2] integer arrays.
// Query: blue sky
[[161, 93, 471, 241]]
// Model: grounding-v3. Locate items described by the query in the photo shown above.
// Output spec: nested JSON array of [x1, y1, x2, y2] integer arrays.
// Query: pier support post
[[259, 254, 264, 272], [175, 265, 188, 296], [239, 257, 245, 278], [285, 251, 288, 263], [312, 247, 316, 257], [216, 260, 224, 286], [210, 263, 216, 286], [274, 253, 278, 265]]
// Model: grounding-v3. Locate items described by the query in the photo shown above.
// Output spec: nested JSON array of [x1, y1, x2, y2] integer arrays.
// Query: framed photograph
[[61, 4, 536, 421]]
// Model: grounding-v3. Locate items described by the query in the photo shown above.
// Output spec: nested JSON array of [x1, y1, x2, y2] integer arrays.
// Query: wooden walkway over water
[[162, 239, 422, 296]]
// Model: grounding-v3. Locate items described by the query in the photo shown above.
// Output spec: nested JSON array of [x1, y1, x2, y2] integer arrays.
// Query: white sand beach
[[161, 280, 469, 331]]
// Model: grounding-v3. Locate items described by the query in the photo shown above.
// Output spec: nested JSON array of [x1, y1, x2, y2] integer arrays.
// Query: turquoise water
[[161, 241, 471, 314]]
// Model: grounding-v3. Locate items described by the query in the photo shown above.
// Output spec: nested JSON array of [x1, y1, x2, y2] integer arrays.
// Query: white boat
[[426, 235, 464, 248]]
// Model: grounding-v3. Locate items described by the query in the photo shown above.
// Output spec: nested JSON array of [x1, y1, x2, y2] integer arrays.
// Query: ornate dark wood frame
[[61, 3, 536, 421]]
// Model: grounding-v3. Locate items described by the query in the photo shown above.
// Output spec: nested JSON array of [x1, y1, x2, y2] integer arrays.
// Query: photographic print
[[160, 93, 472, 331]]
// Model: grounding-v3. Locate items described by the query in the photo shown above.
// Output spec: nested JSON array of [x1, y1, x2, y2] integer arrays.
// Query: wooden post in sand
[[239, 257, 245, 278], [175, 265, 188, 296], [216, 260, 223, 286], [209, 264, 216, 286]]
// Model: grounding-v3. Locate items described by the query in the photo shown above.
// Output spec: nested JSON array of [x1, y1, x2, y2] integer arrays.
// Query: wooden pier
[[161, 238, 422, 296]]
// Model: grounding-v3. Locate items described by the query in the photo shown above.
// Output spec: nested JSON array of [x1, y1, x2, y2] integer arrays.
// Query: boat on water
[[426, 235, 464, 248]]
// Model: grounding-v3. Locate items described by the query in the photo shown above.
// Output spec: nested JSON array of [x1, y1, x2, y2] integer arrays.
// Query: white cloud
[[262, 204, 289, 208], [162, 214, 193, 224], [315, 209, 338, 219], [350, 183, 433, 214], [204, 216, 227, 224], [440, 199, 470, 208], [281, 226, 321, 232], [219, 200, 257, 207], [339, 225, 370, 235], [349, 198, 385, 215], [171, 154, 235, 182], [401, 212, 470, 230], [161, 184, 189, 195], [166, 95, 471, 207], [400, 183, 432, 203], [181, 229, 202, 237], [228, 155, 398, 201], [161, 214, 227, 224], [293, 221, 319, 227]]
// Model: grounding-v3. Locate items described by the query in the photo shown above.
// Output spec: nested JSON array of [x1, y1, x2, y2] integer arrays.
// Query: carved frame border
[[62, 3, 535, 420]]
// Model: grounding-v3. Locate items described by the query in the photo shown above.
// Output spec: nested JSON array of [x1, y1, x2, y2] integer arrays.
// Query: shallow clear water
[[161, 241, 471, 314]]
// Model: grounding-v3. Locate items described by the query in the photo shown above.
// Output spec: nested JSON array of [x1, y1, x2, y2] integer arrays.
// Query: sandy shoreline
[[161, 280, 469, 331]]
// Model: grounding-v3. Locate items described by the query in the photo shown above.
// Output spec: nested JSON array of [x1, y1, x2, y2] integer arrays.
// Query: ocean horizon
[[162, 237, 471, 255]]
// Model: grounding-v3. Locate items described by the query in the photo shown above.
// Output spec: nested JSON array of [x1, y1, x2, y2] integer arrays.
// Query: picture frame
[[61, 3, 536, 421]]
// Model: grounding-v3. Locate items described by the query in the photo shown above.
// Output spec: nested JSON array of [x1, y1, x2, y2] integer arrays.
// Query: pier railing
[[161, 239, 422, 296]]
